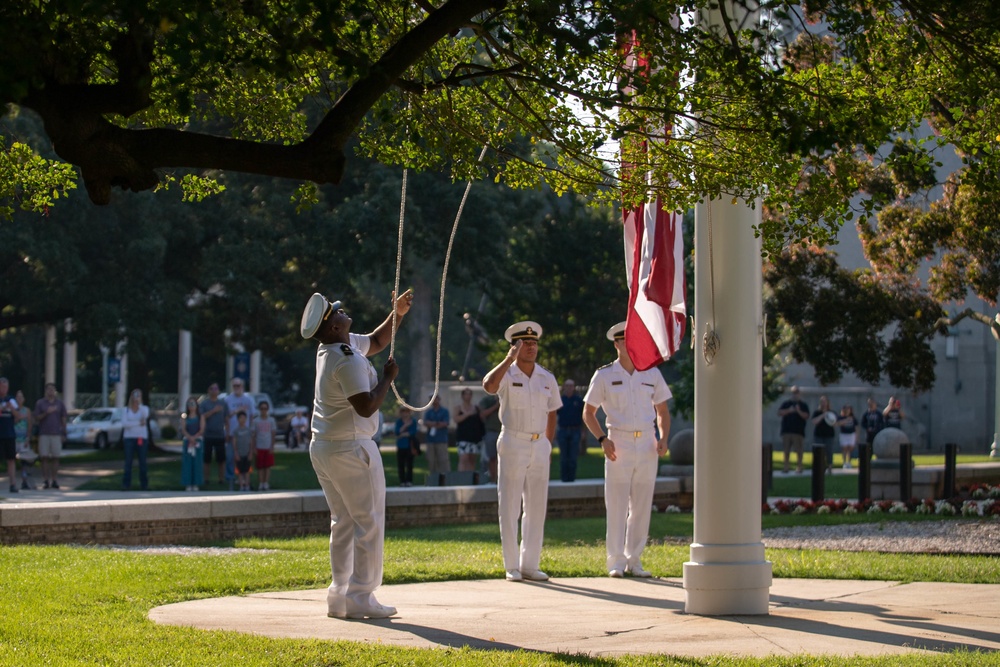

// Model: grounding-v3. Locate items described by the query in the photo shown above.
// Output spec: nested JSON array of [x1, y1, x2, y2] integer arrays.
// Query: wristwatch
[[598, 435, 607, 444]]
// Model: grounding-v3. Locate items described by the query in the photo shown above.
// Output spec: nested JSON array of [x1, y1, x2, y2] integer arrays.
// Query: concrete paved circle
[[149, 577, 1000, 657]]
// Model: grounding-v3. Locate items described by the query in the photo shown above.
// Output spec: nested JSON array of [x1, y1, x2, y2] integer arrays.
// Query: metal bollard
[[943, 442, 958, 499], [811, 445, 826, 502], [857, 444, 871, 502], [762, 442, 773, 503], [899, 442, 912, 501]]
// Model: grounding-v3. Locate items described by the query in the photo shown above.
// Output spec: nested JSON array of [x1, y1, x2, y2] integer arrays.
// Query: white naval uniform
[[584, 360, 671, 572], [309, 333, 386, 617], [491, 362, 562, 573]]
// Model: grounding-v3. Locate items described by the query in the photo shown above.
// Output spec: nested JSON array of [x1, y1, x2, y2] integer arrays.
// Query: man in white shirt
[[583, 322, 672, 579], [482, 321, 561, 583], [301, 288, 412, 620]]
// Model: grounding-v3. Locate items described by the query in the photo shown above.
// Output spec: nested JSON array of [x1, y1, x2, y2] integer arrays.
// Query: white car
[[66, 407, 162, 449]]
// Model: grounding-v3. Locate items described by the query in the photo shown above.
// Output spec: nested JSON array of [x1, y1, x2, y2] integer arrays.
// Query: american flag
[[621, 35, 687, 371]]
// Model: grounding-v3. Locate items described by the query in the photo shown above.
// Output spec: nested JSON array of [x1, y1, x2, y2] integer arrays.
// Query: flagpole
[[682, 1, 772, 616]]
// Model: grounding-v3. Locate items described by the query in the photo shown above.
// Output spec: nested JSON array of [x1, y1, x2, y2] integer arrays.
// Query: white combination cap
[[606, 321, 626, 341], [300, 293, 341, 339], [504, 320, 542, 343]]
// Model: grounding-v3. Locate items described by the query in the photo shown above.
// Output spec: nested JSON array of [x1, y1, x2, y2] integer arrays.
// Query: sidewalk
[[149, 576, 1000, 658]]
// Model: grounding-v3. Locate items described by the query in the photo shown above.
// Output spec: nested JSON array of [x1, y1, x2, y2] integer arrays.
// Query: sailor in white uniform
[[301, 289, 412, 619], [482, 321, 562, 582], [583, 322, 672, 578]]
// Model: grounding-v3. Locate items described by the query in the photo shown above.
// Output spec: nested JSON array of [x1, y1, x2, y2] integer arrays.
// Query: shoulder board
[[598, 362, 614, 370], [340, 344, 354, 356]]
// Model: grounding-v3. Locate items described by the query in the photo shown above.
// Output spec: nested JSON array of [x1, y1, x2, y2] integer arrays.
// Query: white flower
[[792, 505, 808, 514], [935, 500, 957, 516], [889, 502, 909, 514], [844, 506, 858, 515], [961, 501, 982, 517], [665, 505, 682, 514], [915, 503, 932, 515], [867, 504, 883, 514], [817, 505, 831, 514], [973, 488, 987, 499]]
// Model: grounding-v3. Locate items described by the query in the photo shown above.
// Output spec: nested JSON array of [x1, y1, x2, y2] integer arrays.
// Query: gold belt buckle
[[633, 431, 641, 438], [530, 433, 540, 441]]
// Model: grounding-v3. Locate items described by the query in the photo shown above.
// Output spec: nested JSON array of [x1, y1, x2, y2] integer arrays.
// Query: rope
[[702, 198, 721, 365], [388, 144, 490, 412]]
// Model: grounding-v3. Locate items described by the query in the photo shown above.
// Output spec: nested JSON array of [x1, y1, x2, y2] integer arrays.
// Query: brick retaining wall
[[0, 479, 689, 546]]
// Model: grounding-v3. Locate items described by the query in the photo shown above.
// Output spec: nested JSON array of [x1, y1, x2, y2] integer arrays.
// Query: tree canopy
[[4, 1, 1000, 254]]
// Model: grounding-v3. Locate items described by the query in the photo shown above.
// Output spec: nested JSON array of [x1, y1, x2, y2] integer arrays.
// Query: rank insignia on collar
[[340, 344, 353, 356]]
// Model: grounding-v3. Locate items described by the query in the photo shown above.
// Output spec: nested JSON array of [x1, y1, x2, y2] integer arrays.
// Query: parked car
[[66, 407, 162, 449]]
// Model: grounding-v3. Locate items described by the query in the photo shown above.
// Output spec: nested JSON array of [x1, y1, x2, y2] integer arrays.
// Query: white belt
[[505, 430, 545, 441], [610, 428, 647, 438]]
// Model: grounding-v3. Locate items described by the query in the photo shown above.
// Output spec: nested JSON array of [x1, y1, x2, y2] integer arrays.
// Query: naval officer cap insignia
[[606, 321, 627, 341], [300, 293, 342, 339], [504, 320, 543, 343]]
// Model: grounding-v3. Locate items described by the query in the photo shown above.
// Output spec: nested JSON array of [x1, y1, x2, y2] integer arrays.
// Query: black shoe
[[43, 480, 50, 489], [9, 485, 18, 493], [51, 480, 60, 489], [21, 480, 29, 490]]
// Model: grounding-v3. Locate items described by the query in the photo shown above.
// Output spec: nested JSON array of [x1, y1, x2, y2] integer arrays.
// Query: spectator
[[556, 379, 585, 482], [421, 395, 450, 484], [883, 396, 904, 429], [394, 406, 418, 487], [180, 397, 204, 491], [252, 400, 277, 490], [122, 389, 151, 491], [224, 378, 256, 489], [776, 386, 809, 473], [837, 404, 858, 469], [860, 397, 885, 445], [811, 395, 837, 474], [478, 393, 501, 482], [13, 390, 33, 490], [33, 382, 67, 490], [454, 388, 485, 473], [231, 411, 253, 491], [289, 407, 309, 449], [0, 377, 17, 493], [199, 383, 229, 486]]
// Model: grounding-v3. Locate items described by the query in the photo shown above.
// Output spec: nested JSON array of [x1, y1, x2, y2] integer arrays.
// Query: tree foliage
[[764, 245, 945, 391], [2, 0, 998, 256]]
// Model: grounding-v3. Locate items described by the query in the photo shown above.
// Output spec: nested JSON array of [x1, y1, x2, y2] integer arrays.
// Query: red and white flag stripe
[[620, 33, 687, 371], [623, 193, 687, 371]]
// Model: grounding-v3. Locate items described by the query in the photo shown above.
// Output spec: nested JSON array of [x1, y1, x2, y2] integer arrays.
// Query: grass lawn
[[2, 512, 999, 666]]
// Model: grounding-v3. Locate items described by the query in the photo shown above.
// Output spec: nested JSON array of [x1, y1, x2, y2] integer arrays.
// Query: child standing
[[394, 407, 418, 487], [252, 401, 278, 490], [181, 398, 205, 491], [231, 411, 253, 491]]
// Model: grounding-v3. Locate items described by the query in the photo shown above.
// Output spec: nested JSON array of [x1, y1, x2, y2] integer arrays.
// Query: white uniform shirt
[[312, 333, 378, 441], [583, 360, 671, 432], [491, 363, 561, 434]]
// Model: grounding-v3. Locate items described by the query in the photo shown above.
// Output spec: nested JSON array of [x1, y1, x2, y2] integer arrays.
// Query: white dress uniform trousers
[[492, 363, 562, 573], [310, 437, 386, 615]]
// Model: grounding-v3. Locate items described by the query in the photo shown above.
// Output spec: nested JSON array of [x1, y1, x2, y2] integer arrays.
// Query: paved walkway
[[149, 576, 1000, 658]]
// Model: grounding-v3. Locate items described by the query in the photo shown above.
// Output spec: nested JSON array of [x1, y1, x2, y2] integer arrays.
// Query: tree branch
[[935, 308, 1000, 341]]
